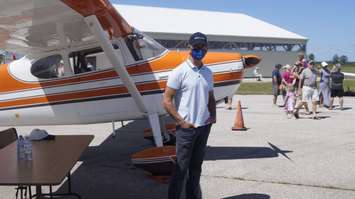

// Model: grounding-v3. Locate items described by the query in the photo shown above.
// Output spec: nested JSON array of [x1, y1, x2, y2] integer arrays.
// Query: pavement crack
[[203, 175, 355, 192]]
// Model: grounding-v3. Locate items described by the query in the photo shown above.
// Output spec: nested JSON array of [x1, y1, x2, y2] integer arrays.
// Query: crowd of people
[[272, 55, 345, 119]]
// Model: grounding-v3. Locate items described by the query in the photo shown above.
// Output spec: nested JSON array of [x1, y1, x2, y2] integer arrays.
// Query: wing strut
[[84, 15, 163, 146]]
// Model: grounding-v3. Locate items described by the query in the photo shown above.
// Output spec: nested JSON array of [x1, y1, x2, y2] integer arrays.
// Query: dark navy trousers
[[168, 124, 212, 199]]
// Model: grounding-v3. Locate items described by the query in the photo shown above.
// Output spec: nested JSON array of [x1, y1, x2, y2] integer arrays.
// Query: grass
[[237, 79, 355, 95], [344, 79, 355, 91], [237, 63, 355, 95], [340, 64, 355, 73], [237, 81, 272, 95]]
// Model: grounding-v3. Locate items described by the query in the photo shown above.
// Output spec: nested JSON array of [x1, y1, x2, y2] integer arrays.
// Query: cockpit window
[[69, 45, 120, 74], [125, 33, 144, 61], [31, 55, 64, 79], [69, 47, 102, 74], [124, 30, 166, 62]]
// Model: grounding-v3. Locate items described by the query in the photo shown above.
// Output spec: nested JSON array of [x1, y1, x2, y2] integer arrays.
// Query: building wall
[[241, 51, 299, 78], [149, 37, 304, 79]]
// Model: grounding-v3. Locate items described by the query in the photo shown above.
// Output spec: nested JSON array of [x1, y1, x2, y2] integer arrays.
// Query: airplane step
[[132, 146, 176, 182]]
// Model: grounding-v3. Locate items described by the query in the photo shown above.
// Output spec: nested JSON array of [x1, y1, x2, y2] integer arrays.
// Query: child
[[284, 85, 296, 119]]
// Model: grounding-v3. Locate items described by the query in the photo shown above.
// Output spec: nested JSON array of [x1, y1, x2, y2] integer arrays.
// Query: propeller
[[243, 54, 261, 69]]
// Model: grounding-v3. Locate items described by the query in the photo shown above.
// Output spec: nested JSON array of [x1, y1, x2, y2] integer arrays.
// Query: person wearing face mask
[[163, 32, 216, 199]]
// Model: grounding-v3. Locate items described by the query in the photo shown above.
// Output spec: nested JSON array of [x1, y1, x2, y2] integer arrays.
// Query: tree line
[[308, 53, 350, 65]]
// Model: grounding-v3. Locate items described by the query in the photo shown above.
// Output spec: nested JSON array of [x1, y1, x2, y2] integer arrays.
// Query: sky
[[111, 0, 355, 61]]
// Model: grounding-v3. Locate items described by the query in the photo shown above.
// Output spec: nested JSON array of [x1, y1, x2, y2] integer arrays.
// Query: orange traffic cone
[[232, 100, 247, 131]]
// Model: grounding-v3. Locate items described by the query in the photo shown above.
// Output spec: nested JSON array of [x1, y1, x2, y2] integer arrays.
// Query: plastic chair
[[0, 128, 18, 149], [0, 128, 31, 199]]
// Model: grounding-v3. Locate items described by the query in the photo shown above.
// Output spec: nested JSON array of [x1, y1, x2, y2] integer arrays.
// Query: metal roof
[[115, 4, 307, 44]]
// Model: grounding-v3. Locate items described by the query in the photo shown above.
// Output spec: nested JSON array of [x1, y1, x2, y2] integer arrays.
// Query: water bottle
[[24, 136, 32, 161], [17, 136, 25, 160]]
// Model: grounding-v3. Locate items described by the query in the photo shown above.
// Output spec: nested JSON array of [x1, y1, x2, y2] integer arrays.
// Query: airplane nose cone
[[243, 54, 261, 69]]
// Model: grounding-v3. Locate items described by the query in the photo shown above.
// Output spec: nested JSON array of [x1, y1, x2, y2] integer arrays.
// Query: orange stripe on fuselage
[[0, 51, 181, 93], [0, 71, 243, 109], [0, 51, 243, 93], [178, 51, 242, 65]]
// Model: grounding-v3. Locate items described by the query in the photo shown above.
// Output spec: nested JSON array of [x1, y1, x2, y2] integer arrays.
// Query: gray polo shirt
[[167, 59, 214, 127], [301, 68, 317, 88]]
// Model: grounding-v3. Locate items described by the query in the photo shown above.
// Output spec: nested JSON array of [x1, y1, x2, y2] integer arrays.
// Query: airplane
[[344, 72, 355, 78], [0, 0, 260, 147]]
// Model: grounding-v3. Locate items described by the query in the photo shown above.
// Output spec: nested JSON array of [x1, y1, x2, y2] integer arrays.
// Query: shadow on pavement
[[339, 107, 352, 111], [223, 193, 270, 199], [297, 115, 330, 120], [52, 119, 290, 198], [205, 144, 292, 161], [54, 119, 168, 199]]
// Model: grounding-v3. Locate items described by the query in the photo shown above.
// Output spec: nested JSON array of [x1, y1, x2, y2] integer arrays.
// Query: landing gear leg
[[160, 115, 174, 144], [111, 121, 116, 137], [159, 116, 168, 140], [148, 113, 163, 147]]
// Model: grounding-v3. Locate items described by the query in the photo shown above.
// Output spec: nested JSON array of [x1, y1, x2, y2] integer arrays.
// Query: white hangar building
[[116, 4, 308, 77]]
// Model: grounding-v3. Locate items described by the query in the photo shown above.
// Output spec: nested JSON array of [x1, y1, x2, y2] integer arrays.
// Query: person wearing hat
[[319, 61, 331, 107], [163, 32, 216, 199], [272, 64, 282, 106], [281, 65, 294, 86], [293, 60, 320, 119], [329, 63, 345, 110], [292, 61, 310, 114], [280, 64, 293, 103]]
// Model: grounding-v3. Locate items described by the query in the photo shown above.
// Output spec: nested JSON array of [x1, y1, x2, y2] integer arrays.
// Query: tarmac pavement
[[0, 95, 354, 199]]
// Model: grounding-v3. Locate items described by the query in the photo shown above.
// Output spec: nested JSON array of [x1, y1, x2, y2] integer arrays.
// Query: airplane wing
[[0, 0, 163, 146], [0, 0, 133, 55], [343, 72, 355, 78]]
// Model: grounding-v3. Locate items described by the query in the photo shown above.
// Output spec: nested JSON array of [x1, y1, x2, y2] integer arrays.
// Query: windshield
[[124, 29, 166, 62]]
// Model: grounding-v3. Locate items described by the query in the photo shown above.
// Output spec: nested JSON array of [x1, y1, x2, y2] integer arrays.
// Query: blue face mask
[[191, 49, 206, 60]]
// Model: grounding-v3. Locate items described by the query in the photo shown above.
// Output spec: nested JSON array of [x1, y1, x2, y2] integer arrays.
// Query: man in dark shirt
[[329, 64, 345, 110], [272, 64, 282, 105]]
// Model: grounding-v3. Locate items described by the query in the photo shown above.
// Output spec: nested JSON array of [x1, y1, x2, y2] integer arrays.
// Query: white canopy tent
[[115, 4, 308, 77], [1, 4, 308, 76], [115, 4, 307, 44]]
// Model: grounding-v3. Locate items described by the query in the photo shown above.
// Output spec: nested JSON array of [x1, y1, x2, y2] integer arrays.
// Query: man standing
[[329, 64, 345, 110], [272, 64, 282, 105], [294, 60, 319, 119], [254, 66, 262, 81], [292, 61, 310, 114], [163, 32, 216, 199]]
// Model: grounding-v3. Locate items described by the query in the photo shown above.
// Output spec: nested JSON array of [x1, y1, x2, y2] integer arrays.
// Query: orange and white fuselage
[[0, 50, 247, 126]]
